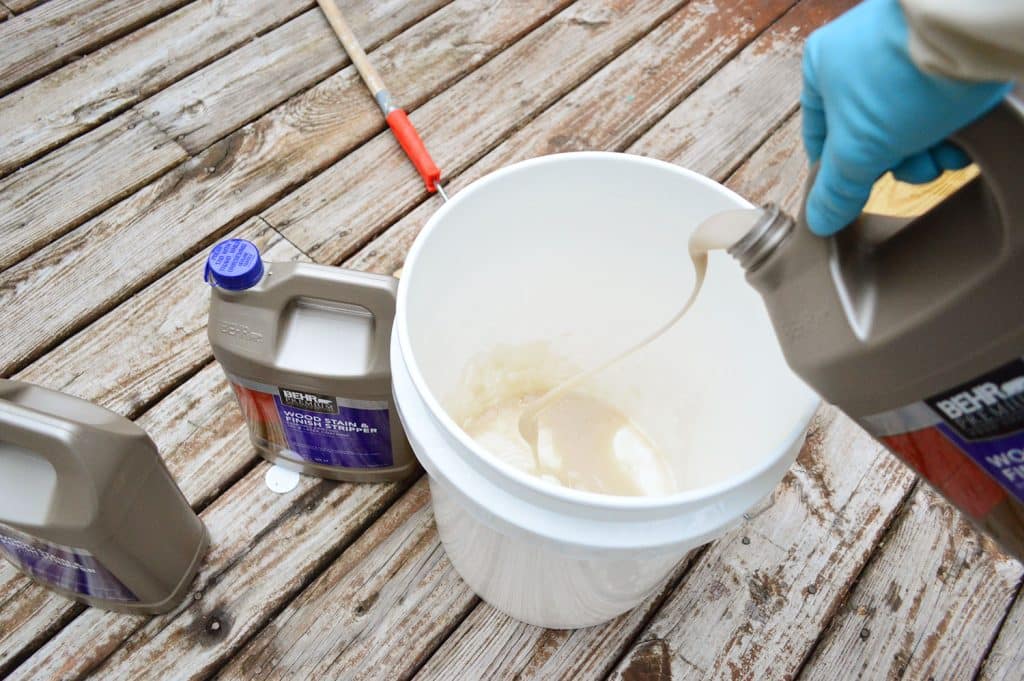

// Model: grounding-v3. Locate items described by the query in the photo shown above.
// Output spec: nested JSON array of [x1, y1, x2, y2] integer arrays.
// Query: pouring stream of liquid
[[517, 208, 763, 459]]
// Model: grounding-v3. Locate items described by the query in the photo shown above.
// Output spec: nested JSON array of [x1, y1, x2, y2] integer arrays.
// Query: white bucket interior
[[404, 153, 813, 494]]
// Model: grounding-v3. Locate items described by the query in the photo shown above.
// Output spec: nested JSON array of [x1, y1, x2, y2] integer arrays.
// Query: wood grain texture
[[0, 0, 313, 176], [0, 0, 565, 377], [4, 0, 47, 12], [348, 0, 807, 276], [14, 218, 307, 417], [224, 479, 697, 681], [798, 485, 1022, 681], [0, 0, 193, 96], [0, 224, 299, 676], [627, 0, 854, 177], [267, 0, 690, 263], [218, 478, 471, 680], [0, 0, 449, 275], [414, 553, 698, 681], [140, 0, 451, 154], [0, 111, 187, 272], [977, 590, 1024, 681]]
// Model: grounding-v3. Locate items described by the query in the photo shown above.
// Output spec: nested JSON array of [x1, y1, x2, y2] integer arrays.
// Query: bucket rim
[[396, 151, 820, 512]]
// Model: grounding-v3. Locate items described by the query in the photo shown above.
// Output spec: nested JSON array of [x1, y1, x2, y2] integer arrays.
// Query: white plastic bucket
[[393, 152, 818, 628]]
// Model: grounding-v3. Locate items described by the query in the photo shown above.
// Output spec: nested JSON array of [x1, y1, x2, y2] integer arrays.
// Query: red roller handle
[[386, 109, 441, 192]]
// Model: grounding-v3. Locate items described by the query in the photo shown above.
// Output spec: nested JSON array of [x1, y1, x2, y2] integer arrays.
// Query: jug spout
[[726, 203, 796, 273]]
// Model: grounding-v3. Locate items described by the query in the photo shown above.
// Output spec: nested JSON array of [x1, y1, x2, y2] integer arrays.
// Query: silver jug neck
[[727, 203, 795, 272]]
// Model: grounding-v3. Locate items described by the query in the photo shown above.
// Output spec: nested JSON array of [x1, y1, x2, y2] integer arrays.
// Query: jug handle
[[0, 385, 92, 528], [825, 94, 1024, 338], [271, 266, 399, 372], [844, 93, 1023, 246]]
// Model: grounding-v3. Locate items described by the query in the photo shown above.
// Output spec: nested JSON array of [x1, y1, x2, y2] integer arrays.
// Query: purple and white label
[[0, 525, 137, 602], [228, 375, 393, 469], [863, 357, 1024, 516]]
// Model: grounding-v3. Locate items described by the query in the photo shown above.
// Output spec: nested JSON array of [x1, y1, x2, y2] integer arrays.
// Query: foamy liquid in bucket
[[457, 209, 761, 497]]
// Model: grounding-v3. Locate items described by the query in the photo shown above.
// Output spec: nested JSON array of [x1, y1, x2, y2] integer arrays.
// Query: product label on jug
[[862, 358, 1024, 517], [226, 374, 393, 469], [0, 525, 138, 602]]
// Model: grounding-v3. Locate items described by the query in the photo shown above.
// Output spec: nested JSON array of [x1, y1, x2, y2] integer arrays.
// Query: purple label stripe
[[937, 423, 1024, 505], [0, 526, 137, 602]]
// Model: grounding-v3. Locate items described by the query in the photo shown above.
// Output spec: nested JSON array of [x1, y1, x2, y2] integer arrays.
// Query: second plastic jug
[[205, 239, 417, 482]]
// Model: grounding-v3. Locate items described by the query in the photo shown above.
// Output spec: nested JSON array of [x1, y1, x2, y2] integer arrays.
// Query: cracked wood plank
[[0, 0, 450, 272], [0, 0, 568, 376], [798, 484, 1021, 681], [0, 0, 193, 96], [0, 0, 313, 177]]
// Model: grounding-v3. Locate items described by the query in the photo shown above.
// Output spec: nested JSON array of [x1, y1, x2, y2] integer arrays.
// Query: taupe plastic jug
[[205, 239, 416, 482], [729, 96, 1024, 558], [0, 379, 208, 613]]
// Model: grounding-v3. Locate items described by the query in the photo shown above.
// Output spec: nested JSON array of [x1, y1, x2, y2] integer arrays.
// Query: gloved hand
[[800, 0, 1013, 236]]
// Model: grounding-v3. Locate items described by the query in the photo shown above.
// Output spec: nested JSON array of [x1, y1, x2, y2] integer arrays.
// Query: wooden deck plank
[[0, 111, 188, 272], [412, 556, 697, 681], [141, 0, 451, 155], [9, 338, 408, 680], [0, 0, 570, 377], [0, 0, 451, 274], [978, 591, 1024, 681], [348, 0, 811, 276], [220, 482, 697, 681], [0, 223, 303, 677], [0, 0, 313, 177], [265, 0, 689, 263], [798, 485, 1021, 680], [0, 0, 193, 96], [627, 0, 856, 176], [13, 218, 308, 416], [4, 0, 47, 12], [217, 478, 470, 680]]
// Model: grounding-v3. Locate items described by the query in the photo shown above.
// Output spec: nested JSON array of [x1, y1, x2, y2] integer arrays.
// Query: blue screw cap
[[204, 239, 264, 290]]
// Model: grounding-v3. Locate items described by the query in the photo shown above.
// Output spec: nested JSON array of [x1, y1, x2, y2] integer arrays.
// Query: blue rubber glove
[[801, 0, 1013, 236]]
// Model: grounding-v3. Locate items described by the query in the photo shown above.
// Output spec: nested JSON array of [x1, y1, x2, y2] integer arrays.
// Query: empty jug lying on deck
[[0, 379, 208, 614], [205, 239, 416, 483]]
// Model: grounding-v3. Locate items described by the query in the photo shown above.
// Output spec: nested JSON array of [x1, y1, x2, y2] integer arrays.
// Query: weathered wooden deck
[[1, 1, 1022, 679]]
